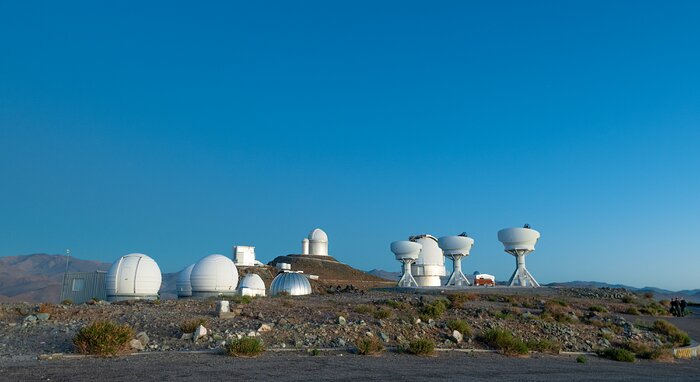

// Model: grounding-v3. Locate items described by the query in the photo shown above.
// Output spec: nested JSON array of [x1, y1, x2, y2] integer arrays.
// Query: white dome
[[239, 273, 265, 290], [391, 240, 422, 261], [105, 253, 162, 301], [438, 235, 475, 256], [308, 228, 328, 242], [176, 263, 195, 298], [270, 272, 312, 296], [498, 227, 541, 252], [190, 254, 239, 297]]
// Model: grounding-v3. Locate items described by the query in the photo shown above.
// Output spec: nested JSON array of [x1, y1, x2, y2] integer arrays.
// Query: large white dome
[[190, 254, 239, 297], [308, 228, 328, 242], [498, 227, 541, 252], [105, 253, 162, 301], [239, 273, 265, 290], [176, 263, 195, 298]]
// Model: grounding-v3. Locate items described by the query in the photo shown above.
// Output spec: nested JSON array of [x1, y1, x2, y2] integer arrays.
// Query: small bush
[[447, 319, 472, 337], [73, 321, 135, 356], [643, 292, 654, 299], [383, 299, 407, 310], [310, 348, 320, 356], [355, 336, 385, 355], [180, 317, 209, 334], [231, 295, 253, 304], [576, 355, 587, 363], [625, 307, 640, 315], [526, 339, 561, 354], [479, 328, 529, 356], [621, 296, 635, 304], [652, 320, 691, 346], [599, 347, 635, 362], [60, 299, 73, 306], [373, 308, 392, 320], [407, 339, 435, 356], [37, 303, 56, 314], [447, 293, 478, 308], [589, 305, 608, 313], [547, 299, 569, 307], [226, 337, 265, 357], [419, 299, 448, 320], [354, 304, 373, 314]]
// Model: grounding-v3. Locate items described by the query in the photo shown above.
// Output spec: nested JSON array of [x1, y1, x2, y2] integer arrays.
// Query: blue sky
[[1, 1, 698, 290]]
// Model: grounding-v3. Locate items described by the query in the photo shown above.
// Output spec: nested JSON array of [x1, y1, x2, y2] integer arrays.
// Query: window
[[72, 278, 85, 292]]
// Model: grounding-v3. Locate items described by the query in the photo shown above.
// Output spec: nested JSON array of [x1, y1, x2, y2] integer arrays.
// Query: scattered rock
[[136, 332, 149, 346], [452, 330, 463, 344], [193, 325, 207, 341], [258, 323, 273, 333], [130, 339, 145, 351], [337, 316, 347, 325], [36, 313, 50, 321]]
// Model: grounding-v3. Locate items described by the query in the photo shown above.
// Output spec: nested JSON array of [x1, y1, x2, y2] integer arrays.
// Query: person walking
[[680, 298, 688, 317], [671, 298, 679, 317]]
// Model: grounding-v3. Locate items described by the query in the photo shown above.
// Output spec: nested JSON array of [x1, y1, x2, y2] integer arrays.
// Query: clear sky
[[1, 1, 698, 290]]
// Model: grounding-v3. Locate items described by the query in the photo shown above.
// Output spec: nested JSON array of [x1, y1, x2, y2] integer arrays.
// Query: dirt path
[[0, 351, 697, 382]]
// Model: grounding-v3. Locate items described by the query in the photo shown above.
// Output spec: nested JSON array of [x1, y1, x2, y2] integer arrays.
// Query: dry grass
[[355, 336, 385, 355], [73, 321, 134, 357], [226, 337, 265, 357], [180, 317, 209, 334]]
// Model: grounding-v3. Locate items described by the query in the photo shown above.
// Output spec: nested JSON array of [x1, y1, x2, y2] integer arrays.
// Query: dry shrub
[[447, 319, 472, 337], [180, 317, 209, 334], [407, 338, 435, 356], [354, 304, 373, 314], [652, 320, 691, 346], [447, 293, 478, 308], [373, 308, 392, 320], [226, 337, 265, 357], [37, 303, 57, 314], [479, 328, 529, 356], [355, 336, 385, 355], [73, 321, 134, 357]]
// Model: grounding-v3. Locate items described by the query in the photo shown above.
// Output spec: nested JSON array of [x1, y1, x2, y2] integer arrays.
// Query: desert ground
[[0, 287, 697, 381]]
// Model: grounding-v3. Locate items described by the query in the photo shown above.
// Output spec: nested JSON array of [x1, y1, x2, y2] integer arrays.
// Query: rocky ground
[[0, 286, 696, 359]]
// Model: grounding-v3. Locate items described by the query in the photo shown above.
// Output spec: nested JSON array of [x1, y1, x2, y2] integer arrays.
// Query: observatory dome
[[497, 227, 541, 251], [409, 235, 446, 287], [270, 272, 312, 296], [176, 263, 195, 298], [438, 235, 474, 256], [239, 273, 266, 290], [307, 228, 329, 256], [391, 240, 422, 260], [105, 253, 162, 302], [190, 254, 239, 297]]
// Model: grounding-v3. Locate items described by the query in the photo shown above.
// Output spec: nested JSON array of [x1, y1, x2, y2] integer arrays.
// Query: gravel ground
[[0, 351, 698, 382]]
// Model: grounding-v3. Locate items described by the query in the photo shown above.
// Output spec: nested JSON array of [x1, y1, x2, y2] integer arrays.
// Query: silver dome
[[270, 272, 312, 296]]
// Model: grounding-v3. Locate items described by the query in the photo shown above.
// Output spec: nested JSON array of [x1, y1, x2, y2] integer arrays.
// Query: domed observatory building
[[190, 254, 239, 297], [498, 225, 541, 287], [105, 253, 162, 302], [238, 273, 266, 297], [176, 263, 195, 298], [270, 272, 312, 296], [306, 228, 329, 256], [409, 234, 446, 287]]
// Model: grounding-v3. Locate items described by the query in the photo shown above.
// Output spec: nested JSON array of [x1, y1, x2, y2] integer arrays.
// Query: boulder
[[194, 325, 208, 341], [36, 313, 50, 321], [130, 339, 145, 351], [136, 332, 149, 346], [258, 323, 273, 333], [452, 330, 463, 344], [337, 316, 347, 325]]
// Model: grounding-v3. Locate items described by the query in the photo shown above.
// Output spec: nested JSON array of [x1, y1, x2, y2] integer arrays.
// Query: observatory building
[[438, 234, 474, 287], [303, 228, 329, 256], [409, 234, 446, 287], [105, 253, 162, 302], [238, 273, 266, 297], [498, 225, 541, 287], [233, 245, 263, 267], [270, 271, 313, 296], [176, 263, 195, 298], [391, 240, 421, 287], [190, 254, 239, 297]]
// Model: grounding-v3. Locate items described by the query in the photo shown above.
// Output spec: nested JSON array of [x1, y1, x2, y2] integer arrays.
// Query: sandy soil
[[0, 351, 697, 382]]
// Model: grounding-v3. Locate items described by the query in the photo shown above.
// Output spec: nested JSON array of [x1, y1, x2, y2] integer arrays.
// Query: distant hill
[[545, 280, 700, 303], [268, 255, 392, 288], [0, 254, 111, 303], [367, 269, 400, 281]]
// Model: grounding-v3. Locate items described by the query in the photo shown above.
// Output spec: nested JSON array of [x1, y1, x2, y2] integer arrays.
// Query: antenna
[[497, 226, 541, 287], [438, 235, 473, 287], [391, 241, 421, 287]]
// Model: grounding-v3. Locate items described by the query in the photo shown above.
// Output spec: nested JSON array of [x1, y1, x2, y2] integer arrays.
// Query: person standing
[[680, 298, 688, 317], [671, 298, 679, 317]]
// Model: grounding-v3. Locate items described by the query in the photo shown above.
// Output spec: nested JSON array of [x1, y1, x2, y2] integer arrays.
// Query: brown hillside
[[268, 255, 393, 288]]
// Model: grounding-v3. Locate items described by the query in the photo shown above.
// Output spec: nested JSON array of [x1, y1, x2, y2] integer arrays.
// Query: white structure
[[276, 262, 291, 271], [233, 246, 256, 267], [498, 226, 541, 287], [409, 234, 446, 287], [105, 253, 162, 302], [176, 263, 195, 298], [190, 254, 239, 297], [391, 240, 421, 287], [301, 238, 309, 255], [438, 235, 474, 287], [307, 228, 329, 256], [270, 271, 312, 296], [238, 273, 266, 297]]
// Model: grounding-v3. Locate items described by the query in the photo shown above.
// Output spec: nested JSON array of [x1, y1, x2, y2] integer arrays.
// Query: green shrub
[[73, 321, 135, 356], [447, 319, 472, 337], [383, 299, 407, 310], [479, 328, 529, 356], [180, 317, 209, 334], [547, 299, 569, 307], [407, 339, 435, 356], [526, 339, 561, 354], [589, 305, 608, 313], [625, 306, 640, 315], [576, 355, 587, 363], [419, 299, 448, 320], [373, 308, 392, 320], [231, 295, 253, 304], [355, 336, 385, 355], [354, 304, 373, 314], [621, 296, 635, 304], [310, 348, 320, 356], [652, 320, 691, 346], [226, 337, 265, 357], [447, 293, 477, 308], [599, 347, 635, 362]]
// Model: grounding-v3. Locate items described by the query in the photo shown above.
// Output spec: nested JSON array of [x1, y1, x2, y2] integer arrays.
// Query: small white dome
[[270, 272, 312, 296], [239, 273, 265, 290], [105, 253, 162, 301], [308, 228, 328, 242], [190, 254, 239, 297], [176, 263, 195, 298]]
